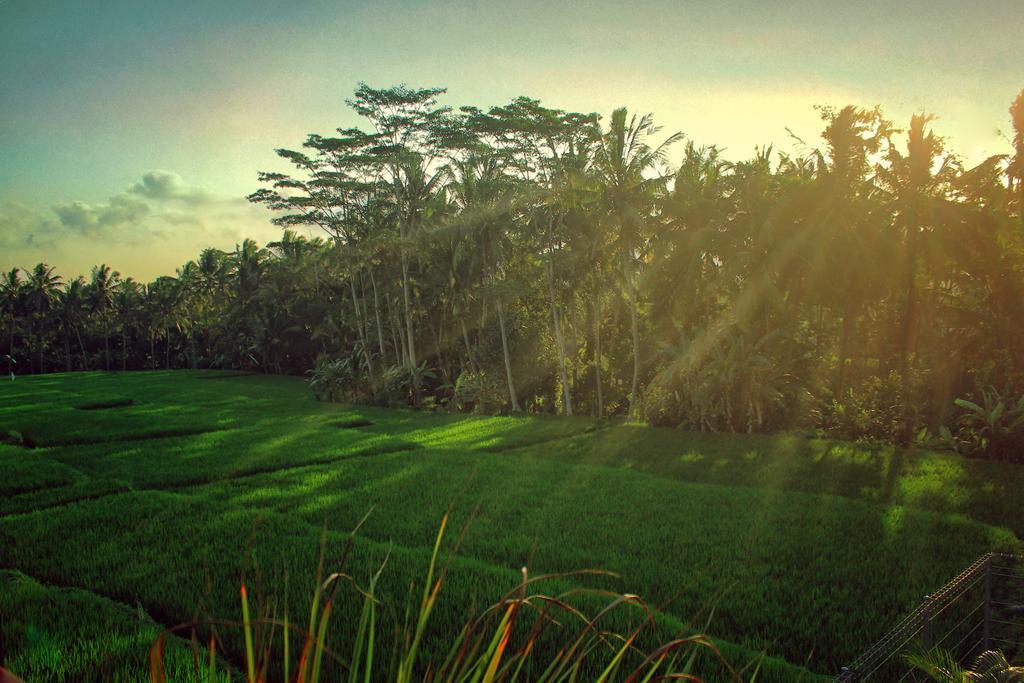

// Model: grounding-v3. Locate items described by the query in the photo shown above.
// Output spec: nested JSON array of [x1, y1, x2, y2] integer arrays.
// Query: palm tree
[[877, 113, 957, 441], [655, 142, 730, 333], [231, 239, 266, 368], [799, 105, 892, 396], [58, 277, 89, 371], [1008, 89, 1024, 222], [446, 152, 523, 411], [114, 279, 143, 370], [1, 268, 22, 376], [25, 263, 62, 373], [148, 275, 183, 369], [389, 151, 448, 377], [593, 107, 682, 419], [90, 264, 120, 371]]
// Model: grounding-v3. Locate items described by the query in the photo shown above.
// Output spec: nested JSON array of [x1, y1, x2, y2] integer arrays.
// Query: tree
[[1008, 89, 1024, 221], [349, 84, 449, 381], [593, 107, 681, 419], [24, 263, 62, 373], [90, 264, 120, 371], [798, 106, 892, 397], [58, 277, 89, 371], [114, 278, 143, 371], [14, 83, 1024, 451], [1, 268, 22, 376], [876, 113, 956, 441], [445, 151, 523, 411]]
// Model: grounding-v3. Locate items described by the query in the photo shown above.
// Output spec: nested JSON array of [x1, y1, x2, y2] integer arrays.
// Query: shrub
[[908, 647, 1024, 681], [308, 355, 354, 403], [812, 371, 912, 444], [453, 369, 505, 414], [951, 386, 1024, 462]]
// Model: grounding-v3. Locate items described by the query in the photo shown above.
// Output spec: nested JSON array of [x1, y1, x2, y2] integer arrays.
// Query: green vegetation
[[1, 372, 1021, 681], [4, 87, 1024, 462], [0, 569, 226, 682]]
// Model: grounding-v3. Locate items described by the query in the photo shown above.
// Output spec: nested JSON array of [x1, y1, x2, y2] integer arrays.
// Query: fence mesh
[[835, 553, 1023, 681]]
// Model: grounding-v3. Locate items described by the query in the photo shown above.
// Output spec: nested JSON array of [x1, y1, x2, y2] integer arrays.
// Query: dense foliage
[[5, 86, 1024, 454], [1, 372, 1020, 680]]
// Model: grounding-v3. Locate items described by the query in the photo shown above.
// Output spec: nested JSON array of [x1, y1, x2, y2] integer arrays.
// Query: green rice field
[[1, 371, 1021, 681]]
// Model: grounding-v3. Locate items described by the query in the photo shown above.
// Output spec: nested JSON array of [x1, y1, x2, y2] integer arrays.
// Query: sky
[[1, 0, 1022, 280]]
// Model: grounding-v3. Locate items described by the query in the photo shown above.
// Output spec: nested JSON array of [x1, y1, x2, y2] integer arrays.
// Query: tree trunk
[[388, 293, 404, 369], [429, 313, 449, 384], [624, 253, 641, 421], [63, 326, 72, 372], [150, 333, 155, 370], [459, 314, 485, 412], [104, 321, 110, 371], [836, 303, 854, 396], [165, 329, 171, 369], [370, 270, 388, 365], [495, 297, 520, 412], [358, 273, 375, 364], [568, 303, 579, 397], [400, 252, 416, 371], [898, 218, 921, 445], [7, 314, 15, 375], [479, 295, 487, 352], [75, 325, 87, 371], [348, 276, 376, 391], [592, 295, 604, 419], [122, 324, 128, 371], [36, 318, 44, 374], [547, 259, 573, 416]]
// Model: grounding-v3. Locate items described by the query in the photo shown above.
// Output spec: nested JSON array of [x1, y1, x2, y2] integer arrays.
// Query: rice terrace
[[1, 372, 1022, 681], [3, 1, 1024, 681]]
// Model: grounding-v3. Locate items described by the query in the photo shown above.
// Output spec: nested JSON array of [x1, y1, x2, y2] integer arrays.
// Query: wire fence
[[835, 553, 1023, 681]]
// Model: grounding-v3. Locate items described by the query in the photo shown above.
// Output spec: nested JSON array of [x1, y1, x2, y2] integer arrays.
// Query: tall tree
[[58, 277, 89, 372], [90, 264, 120, 371], [593, 108, 681, 419], [25, 263, 62, 373], [1, 268, 21, 376]]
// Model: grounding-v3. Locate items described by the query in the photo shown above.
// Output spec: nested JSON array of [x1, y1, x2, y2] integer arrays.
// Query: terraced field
[[1, 372, 1021, 681]]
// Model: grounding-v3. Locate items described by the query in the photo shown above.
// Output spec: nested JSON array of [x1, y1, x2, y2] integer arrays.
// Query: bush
[[307, 355, 353, 403], [950, 386, 1024, 462], [813, 371, 913, 444], [453, 369, 505, 413]]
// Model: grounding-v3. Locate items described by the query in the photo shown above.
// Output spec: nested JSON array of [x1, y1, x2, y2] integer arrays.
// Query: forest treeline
[[5, 85, 1024, 456]]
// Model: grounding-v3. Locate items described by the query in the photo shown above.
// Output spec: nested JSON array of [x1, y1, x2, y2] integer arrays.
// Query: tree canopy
[[7, 84, 1024, 456]]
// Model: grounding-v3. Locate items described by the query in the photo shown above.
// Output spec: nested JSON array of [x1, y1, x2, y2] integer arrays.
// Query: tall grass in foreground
[[149, 512, 759, 683]]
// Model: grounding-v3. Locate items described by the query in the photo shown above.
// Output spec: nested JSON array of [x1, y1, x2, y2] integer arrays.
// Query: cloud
[[0, 202, 63, 250], [129, 170, 212, 204], [54, 194, 151, 237], [1, 170, 278, 278], [38, 170, 249, 243]]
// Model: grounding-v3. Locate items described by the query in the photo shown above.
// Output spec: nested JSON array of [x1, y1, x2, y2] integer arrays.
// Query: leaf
[[954, 398, 985, 417]]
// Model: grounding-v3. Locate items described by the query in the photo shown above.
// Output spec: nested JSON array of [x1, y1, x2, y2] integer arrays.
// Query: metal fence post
[[982, 554, 993, 650], [921, 594, 932, 650]]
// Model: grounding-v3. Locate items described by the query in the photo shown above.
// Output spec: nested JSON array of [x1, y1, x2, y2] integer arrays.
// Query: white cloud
[[0, 170, 277, 279], [54, 194, 151, 237], [129, 170, 213, 204], [0, 201, 62, 249]]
